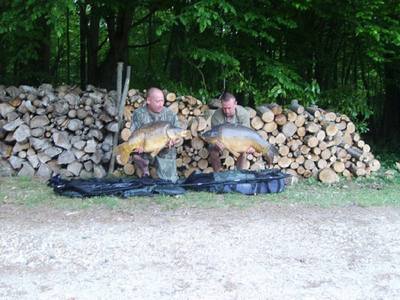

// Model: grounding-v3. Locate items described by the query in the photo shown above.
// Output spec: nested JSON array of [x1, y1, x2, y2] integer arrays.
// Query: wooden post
[[108, 62, 128, 174]]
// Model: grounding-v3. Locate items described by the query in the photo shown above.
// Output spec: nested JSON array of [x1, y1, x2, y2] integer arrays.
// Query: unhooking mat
[[49, 169, 289, 198]]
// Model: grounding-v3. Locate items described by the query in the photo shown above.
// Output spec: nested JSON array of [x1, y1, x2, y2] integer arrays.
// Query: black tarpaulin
[[49, 169, 289, 198]]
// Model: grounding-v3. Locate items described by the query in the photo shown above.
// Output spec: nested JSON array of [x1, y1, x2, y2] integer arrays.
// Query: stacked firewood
[[0, 84, 120, 178], [0, 85, 380, 183], [119, 92, 381, 183]]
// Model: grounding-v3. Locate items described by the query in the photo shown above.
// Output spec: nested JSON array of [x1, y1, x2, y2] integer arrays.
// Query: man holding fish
[[122, 87, 186, 182], [208, 92, 256, 172]]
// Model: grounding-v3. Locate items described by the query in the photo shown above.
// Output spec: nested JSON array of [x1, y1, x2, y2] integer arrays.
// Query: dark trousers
[[209, 146, 247, 172]]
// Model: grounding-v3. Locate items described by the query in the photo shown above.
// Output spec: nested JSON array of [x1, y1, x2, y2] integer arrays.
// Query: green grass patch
[[1, 167, 399, 211]]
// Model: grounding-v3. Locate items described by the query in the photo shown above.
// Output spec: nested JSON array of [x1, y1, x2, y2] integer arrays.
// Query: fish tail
[[114, 142, 133, 165], [263, 144, 278, 165]]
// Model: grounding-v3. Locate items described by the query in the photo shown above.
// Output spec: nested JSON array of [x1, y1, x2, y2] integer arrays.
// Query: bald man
[[130, 87, 180, 182]]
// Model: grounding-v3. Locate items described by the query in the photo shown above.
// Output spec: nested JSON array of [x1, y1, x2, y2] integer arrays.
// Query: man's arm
[[130, 110, 143, 132], [211, 109, 224, 127], [237, 106, 251, 127]]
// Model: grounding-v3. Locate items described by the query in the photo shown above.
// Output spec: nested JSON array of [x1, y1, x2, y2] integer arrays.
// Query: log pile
[[118, 93, 381, 183], [1, 85, 381, 183], [0, 84, 120, 178]]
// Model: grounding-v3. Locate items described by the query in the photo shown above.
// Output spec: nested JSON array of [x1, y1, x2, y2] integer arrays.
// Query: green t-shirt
[[211, 105, 250, 127]]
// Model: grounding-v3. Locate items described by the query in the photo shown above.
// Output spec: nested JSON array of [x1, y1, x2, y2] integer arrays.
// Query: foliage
[[0, 0, 400, 140], [319, 86, 373, 133]]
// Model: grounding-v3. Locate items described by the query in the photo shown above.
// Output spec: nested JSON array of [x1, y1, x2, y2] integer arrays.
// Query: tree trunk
[[79, 3, 88, 89], [382, 57, 400, 141], [97, 11, 133, 89], [87, 10, 100, 86]]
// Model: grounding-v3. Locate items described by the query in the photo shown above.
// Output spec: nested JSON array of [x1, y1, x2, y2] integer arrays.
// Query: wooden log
[[281, 122, 297, 138], [367, 159, 381, 172], [166, 92, 176, 102], [362, 144, 371, 153], [274, 114, 287, 126], [198, 147, 209, 159], [256, 105, 274, 123], [312, 147, 322, 155], [278, 157, 291, 168], [250, 160, 265, 170], [316, 130, 326, 141], [245, 107, 257, 118], [323, 122, 338, 137], [304, 159, 316, 170], [190, 118, 199, 137], [224, 155, 235, 168], [123, 105, 134, 121], [317, 159, 328, 169], [168, 101, 179, 114], [290, 161, 299, 170], [306, 105, 321, 118], [286, 110, 297, 122], [294, 115, 306, 127], [342, 132, 353, 146], [336, 120, 347, 131], [349, 163, 367, 176], [251, 116, 264, 130], [305, 122, 320, 133], [123, 163, 135, 175], [357, 140, 365, 148], [300, 145, 310, 155], [347, 147, 363, 160], [289, 99, 304, 114], [197, 116, 207, 131], [346, 122, 356, 134], [304, 135, 318, 148], [332, 161, 345, 173], [263, 121, 278, 133], [198, 159, 209, 170], [266, 103, 282, 115], [120, 128, 131, 141], [191, 137, 204, 150], [320, 149, 331, 160], [324, 112, 337, 122], [297, 166, 306, 175], [275, 133, 286, 145], [297, 126, 306, 137], [318, 168, 339, 183], [278, 145, 290, 156]]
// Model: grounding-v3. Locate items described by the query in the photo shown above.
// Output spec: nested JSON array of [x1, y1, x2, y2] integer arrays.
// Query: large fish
[[115, 121, 189, 165], [200, 123, 278, 165]]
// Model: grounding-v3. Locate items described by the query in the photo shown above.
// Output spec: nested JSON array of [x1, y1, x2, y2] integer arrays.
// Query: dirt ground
[[1, 202, 400, 300]]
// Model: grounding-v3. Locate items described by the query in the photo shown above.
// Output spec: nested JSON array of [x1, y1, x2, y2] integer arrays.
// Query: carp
[[115, 121, 189, 165], [200, 123, 278, 165]]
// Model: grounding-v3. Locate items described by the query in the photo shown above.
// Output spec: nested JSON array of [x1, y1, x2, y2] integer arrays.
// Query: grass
[[1, 165, 400, 211]]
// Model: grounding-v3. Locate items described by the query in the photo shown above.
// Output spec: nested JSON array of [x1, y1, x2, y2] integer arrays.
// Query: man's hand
[[168, 138, 180, 148], [246, 146, 256, 154], [134, 146, 144, 154]]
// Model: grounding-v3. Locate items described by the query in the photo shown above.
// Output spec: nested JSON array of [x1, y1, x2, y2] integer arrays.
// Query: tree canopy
[[0, 0, 399, 141]]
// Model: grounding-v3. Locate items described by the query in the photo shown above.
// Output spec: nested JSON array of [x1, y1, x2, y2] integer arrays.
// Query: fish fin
[[150, 148, 161, 158], [229, 149, 241, 158], [114, 142, 134, 165]]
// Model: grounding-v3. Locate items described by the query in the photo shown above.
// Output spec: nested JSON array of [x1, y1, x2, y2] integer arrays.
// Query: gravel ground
[[1, 203, 400, 300]]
